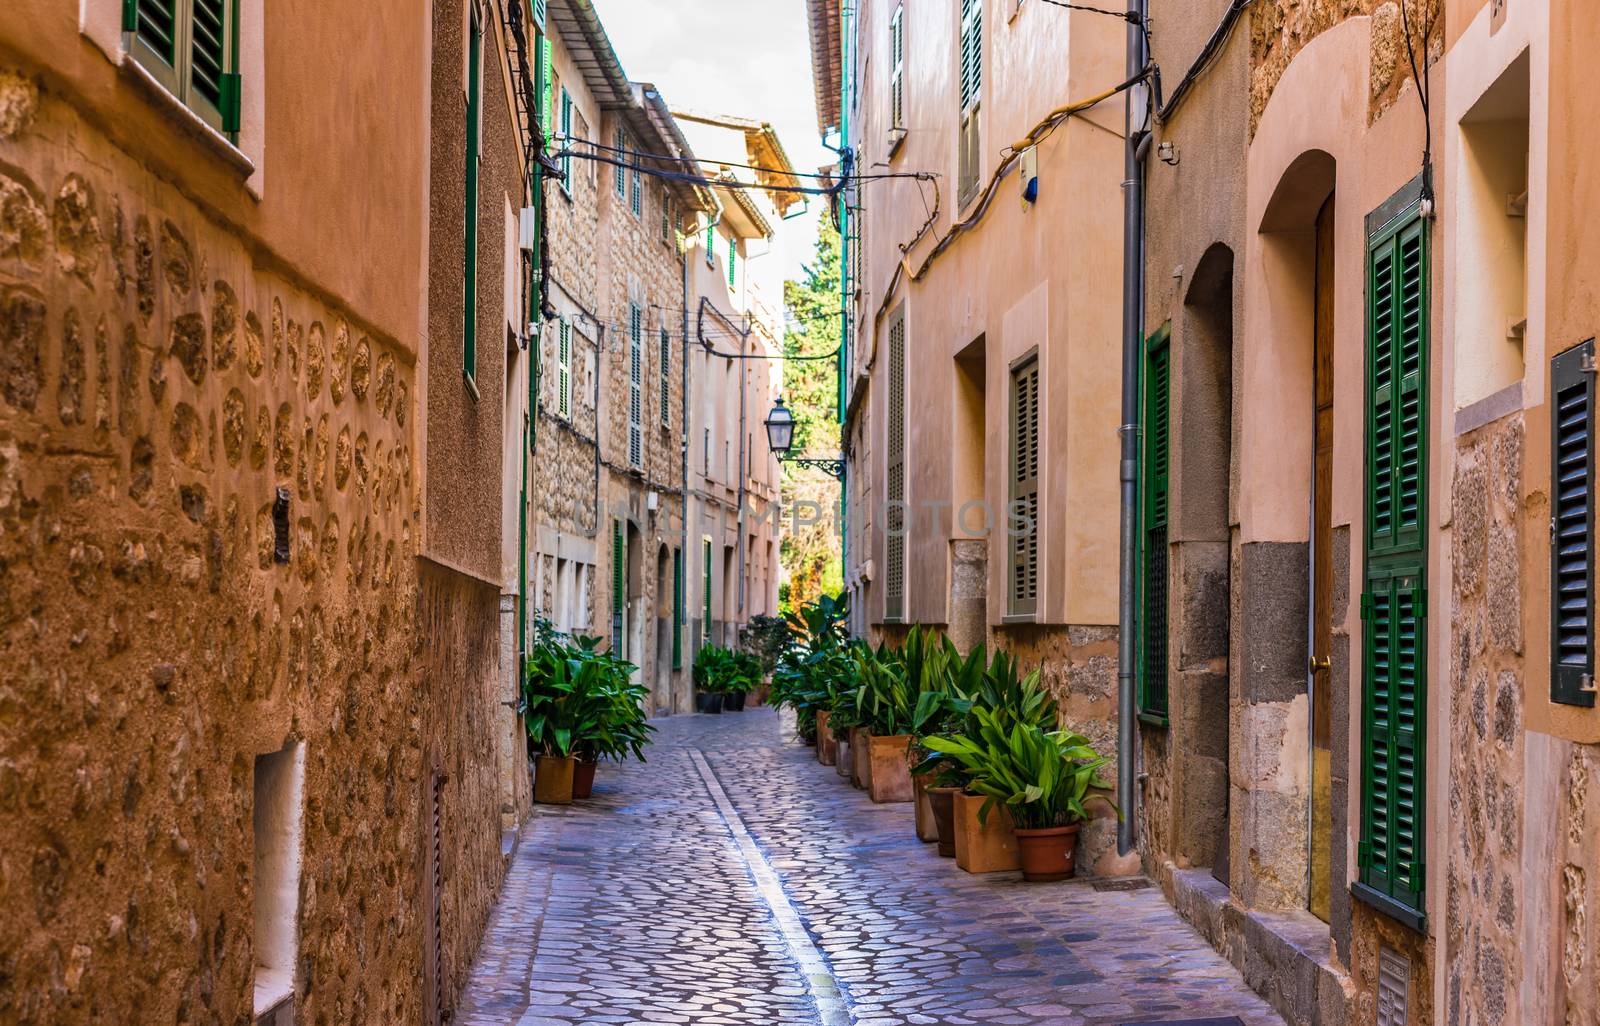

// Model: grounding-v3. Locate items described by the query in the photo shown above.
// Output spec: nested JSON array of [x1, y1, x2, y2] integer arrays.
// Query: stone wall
[[416, 561, 512, 1023], [1250, 0, 1443, 135], [0, 71, 430, 1023], [989, 623, 1128, 877]]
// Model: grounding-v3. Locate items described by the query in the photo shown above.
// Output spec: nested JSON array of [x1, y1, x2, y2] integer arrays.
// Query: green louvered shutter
[[615, 126, 627, 198], [959, 0, 982, 112], [628, 304, 643, 466], [190, 0, 239, 133], [557, 317, 571, 418], [890, 4, 905, 129], [1139, 327, 1171, 722], [612, 520, 625, 653], [1358, 197, 1429, 929], [727, 238, 737, 288], [560, 88, 573, 182], [1008, 356, 1040, 618], [1551, 339, 1596, 707], [126, 0, 238, 136], [542, 35, 554, 151], [885, 315, 907, 622], [672, 548, 684, 669], [659, 328, 672, 428]]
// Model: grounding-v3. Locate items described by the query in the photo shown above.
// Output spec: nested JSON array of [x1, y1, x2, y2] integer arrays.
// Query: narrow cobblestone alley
[[457, 710, 1284, 1026]]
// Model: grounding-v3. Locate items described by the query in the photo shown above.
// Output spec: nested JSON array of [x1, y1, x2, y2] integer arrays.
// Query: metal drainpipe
[[1116, 0, 1148, 858], [681, 224, 691, 693]]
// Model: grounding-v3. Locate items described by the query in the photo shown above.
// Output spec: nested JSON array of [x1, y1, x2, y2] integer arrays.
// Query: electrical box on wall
[[519, 207, 538, 252], [1020, 147, 1039, 205]]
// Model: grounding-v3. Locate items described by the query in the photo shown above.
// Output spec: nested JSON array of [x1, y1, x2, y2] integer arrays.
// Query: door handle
[[1310, 656, 1331, 673]]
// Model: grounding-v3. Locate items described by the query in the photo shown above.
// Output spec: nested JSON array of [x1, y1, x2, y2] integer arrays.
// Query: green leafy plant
[[922, 707, 1118, 830], [693, 644, 762, 696], [522, 618, 655, 762]]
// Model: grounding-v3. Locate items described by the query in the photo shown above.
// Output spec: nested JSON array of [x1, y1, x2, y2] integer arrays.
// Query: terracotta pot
[[571, 758, 598, 800], [867, 734, 913, 803], [1014, 824, 1081, 882], [816, 711, 837, 766], [835, 735, 851, 779], [533, 755, 575, 806], [928, 786, 959, 857], [953, 791, 1020, 873], [849, 728, 872, 791], [912, 772, 939, 842]]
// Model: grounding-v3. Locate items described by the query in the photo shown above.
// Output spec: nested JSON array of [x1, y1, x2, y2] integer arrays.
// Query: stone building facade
[[806, 0, 1132, 876], [677, 111, 791, 662], [1136, 3, 1600, 1026], [535, 0, 715, 714]]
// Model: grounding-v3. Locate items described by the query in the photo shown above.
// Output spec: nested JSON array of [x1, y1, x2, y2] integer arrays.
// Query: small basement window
[[253, 741, 305, 1024]]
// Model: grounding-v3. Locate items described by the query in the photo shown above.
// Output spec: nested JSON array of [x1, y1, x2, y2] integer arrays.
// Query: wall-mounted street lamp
[[765, 398, 845, 479]]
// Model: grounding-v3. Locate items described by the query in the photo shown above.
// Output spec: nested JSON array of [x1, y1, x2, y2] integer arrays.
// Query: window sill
[[1000, 613, 1037, 626], [253, 971, 294, 1025], [1351, 880, 1427, 934], [120, 53, 255, 180]]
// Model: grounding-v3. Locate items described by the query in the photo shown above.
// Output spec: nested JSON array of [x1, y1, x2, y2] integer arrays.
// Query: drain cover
[[1123, 1018, 1246, 1026], [1091, 877, 1153, 892]]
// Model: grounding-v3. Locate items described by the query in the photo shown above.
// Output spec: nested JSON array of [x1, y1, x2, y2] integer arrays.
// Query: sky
[[589, 0, 833, 283]]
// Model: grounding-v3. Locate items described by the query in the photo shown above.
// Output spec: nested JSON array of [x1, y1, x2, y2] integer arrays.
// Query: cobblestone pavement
[[457, 708, 1285, 1026]]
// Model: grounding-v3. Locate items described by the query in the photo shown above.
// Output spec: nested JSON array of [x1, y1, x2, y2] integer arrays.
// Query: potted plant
[[722, 650, 762, 711], [923, 709, 1117, 881], [692, 645, 730, 714], [572, 640, 655, 799], [523, 636, 586, 805]]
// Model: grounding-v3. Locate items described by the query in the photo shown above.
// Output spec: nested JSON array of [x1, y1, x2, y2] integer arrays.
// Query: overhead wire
[[1398, 0, 1437, 205]]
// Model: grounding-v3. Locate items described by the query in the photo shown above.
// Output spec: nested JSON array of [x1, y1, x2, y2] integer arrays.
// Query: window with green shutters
[[672, 548, 684, 669], [702, 537, 714, 645], [463, 8, 483, 393], [612, 520, 625, 653], [957, 0, 983, 202], [1139, 326, 1171, 723], [1357, 190, 1429, 930], [885, 313, 907, 622], [628, 304, 643, 467], [556, 317, 572, 418], [659, 328, 672, 429], [614, 126, 627, 199], [1008, 355, 1040, 619], [126, 0, 242, 139], [559, 87, 573, 187], [1551, 338, 1596, 707], [727, 238, 738, 289], [890, 5, 905, 130]]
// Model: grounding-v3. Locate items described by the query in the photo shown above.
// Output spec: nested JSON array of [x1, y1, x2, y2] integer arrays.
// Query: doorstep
[[1165, 868, 1353, 1026]]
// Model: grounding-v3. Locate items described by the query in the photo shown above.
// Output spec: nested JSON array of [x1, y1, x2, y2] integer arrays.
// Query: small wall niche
[[253, 741, 305, 1024], [1454, 49, 1531, 410]]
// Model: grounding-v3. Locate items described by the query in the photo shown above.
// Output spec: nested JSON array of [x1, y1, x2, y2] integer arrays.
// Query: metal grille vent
[[1377, 948, 1410, 1026]]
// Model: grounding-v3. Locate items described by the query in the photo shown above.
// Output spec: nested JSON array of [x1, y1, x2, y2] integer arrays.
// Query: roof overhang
[[671, 108, 805, 215], [805, 0, 842, 138]]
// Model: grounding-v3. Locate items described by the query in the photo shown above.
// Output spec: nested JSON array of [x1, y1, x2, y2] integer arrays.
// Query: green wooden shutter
[[727, 238, 737, 288], [1139, 327, 1171, 722], [672, 548, 684, 669], [615, 126, 626, 198], [1551, 339, 1596, 707], [1009, 356, 1040, 618], [1357, 198, 1429, 930], [885, 314, 907, 622], [560, 88, 573, 182], [612, 520, 625, 653], [463, 13, 482, 389], [557, 317, 571, 418], [890, 5, 905, 129], [628, 304, 643, 466], [542, 34, 554, 151], [129, 0, 179, 79], [659, 328, 671, 428], [190, 0, 237, 129], [959, 0, 982, 112]]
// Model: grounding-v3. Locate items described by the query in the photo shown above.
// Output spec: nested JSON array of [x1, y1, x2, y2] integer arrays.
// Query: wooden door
[[1310, 195, 1335, 922]]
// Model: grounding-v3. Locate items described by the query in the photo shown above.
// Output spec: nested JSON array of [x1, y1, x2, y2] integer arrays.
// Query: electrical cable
[[563, 134, 937, 186], [1036, 0, 1142, 21], [1155, 0, 1253, 122], [556, 139, 937, 196], [1398, 0, 1436, 205], [866, 66, 1150, 333]]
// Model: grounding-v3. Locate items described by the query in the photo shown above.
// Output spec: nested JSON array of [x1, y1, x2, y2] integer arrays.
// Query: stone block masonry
[[0, 64, 465, 1025]]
